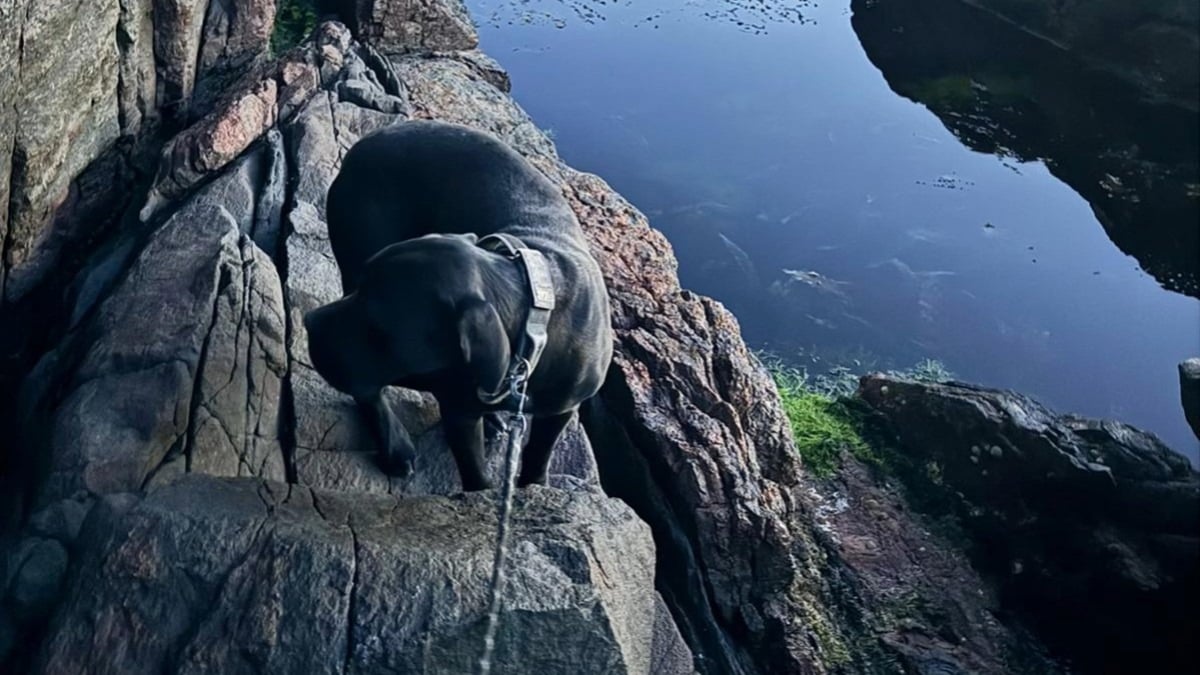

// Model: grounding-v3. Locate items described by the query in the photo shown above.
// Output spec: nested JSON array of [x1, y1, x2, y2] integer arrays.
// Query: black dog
[[304, 121, 613, 491]]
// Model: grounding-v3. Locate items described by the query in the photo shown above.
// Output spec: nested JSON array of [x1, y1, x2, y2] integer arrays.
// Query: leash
[[477, 368, 529, 675], [474, 233, 555, 675]]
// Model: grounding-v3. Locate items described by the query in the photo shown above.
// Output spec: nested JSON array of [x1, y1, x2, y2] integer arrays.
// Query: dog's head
[[303, 233, 513, 399]]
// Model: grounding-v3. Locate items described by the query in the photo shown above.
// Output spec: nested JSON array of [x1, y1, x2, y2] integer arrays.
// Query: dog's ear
[[458, 298, 511, 401]]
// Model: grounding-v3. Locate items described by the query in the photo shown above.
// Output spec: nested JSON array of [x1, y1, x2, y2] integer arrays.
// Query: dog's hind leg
[[357, 391, 416, 477], [517, 410, 575, 488], [443, 413, 492, 492]]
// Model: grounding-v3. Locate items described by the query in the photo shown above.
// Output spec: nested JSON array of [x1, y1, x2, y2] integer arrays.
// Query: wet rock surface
[[858, 373, 1200, 673]]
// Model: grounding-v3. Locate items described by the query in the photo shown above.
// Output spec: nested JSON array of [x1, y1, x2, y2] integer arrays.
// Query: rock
[[7, 537, 69, 620], [150, 0, 277, 123], [650, 595, 696, 675], [812, 458, 1051, 674], [446, 49, 512, 92], [145, 77, 279, 209], [27, 162, 289, 509], [857, 373, 1200, 673], [341, 0, 479, 53], [26, 495, 95, 544], [1, 0, 122, 302], [36, 474, 657, 675], [117, 0, 159, 136], [1181, 358, 1200, 441], [152, 0, 212, 120], [192, 0, 278, 119]]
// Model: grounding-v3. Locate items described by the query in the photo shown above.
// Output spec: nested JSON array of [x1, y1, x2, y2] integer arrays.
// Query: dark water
[[466, 0, 1200, 460]]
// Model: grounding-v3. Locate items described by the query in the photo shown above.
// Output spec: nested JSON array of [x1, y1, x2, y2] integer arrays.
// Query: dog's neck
[[477, 252, 530, 346]]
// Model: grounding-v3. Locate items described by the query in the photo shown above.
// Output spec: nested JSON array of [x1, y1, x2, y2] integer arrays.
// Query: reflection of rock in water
[[851, 0, 1200, 298], [865, 258, 955, 325], [472, 0, 814, 32], [775, 268, 851, 303], [655, 209, 764, 306], [706, 232, 760, 286]]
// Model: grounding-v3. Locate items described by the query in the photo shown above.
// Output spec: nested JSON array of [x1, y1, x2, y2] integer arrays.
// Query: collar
[[475, 233, 556, 407]]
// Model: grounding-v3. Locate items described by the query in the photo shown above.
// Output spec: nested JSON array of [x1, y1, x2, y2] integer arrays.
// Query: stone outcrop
[[858, 373, 1200, 673], [0, 0, 281, 308], [1, 9, 678, 672], [340, 0, 478, 53], [37, 476, 658, 674], [0, 0, 122, 303]]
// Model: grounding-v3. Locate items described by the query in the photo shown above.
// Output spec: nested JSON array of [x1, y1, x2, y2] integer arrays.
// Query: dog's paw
[[517, 465, 549, 488], [460, 476, 495, 492], [377, 451, 415, 478]]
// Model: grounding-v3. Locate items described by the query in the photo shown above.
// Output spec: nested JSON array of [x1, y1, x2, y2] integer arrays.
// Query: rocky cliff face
[[0, 2, 1194, 675], [858, 374, 1199, 673]]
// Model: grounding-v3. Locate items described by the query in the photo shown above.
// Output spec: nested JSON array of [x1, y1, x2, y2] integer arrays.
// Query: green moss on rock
[[272, 0, 320, 54], [770, 365, 875, 477]]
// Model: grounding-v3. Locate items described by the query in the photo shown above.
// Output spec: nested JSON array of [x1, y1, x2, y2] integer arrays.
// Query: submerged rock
[[858, 373, 1200, 673]]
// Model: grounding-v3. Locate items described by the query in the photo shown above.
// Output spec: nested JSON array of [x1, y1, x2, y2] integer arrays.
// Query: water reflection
[[468, 0, 1200, 459], [851, 0, 1200, 298], [472, 0, 813, 33]]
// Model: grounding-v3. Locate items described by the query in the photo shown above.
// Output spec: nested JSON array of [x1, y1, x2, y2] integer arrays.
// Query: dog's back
[[327, 121, 584, 292], [325, 121, 612, 415]]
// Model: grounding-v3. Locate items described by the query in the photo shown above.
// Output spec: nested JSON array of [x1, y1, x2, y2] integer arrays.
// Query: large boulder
[[0, 0, 281, 307], [340, 0, 478, 53], [153, 0, 278, 123], [24, 156, 289, 510], [0, 0, 122, 303], [1181, 358, 1200, 441], [858, 373, 1200, 673], [35, 475, 658, 674]]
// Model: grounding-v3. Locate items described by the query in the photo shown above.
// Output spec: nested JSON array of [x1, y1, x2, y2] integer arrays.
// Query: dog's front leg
[[442, 413, 492, 492], [357, 391, 416, 477], [518, 410, 575, 488]]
